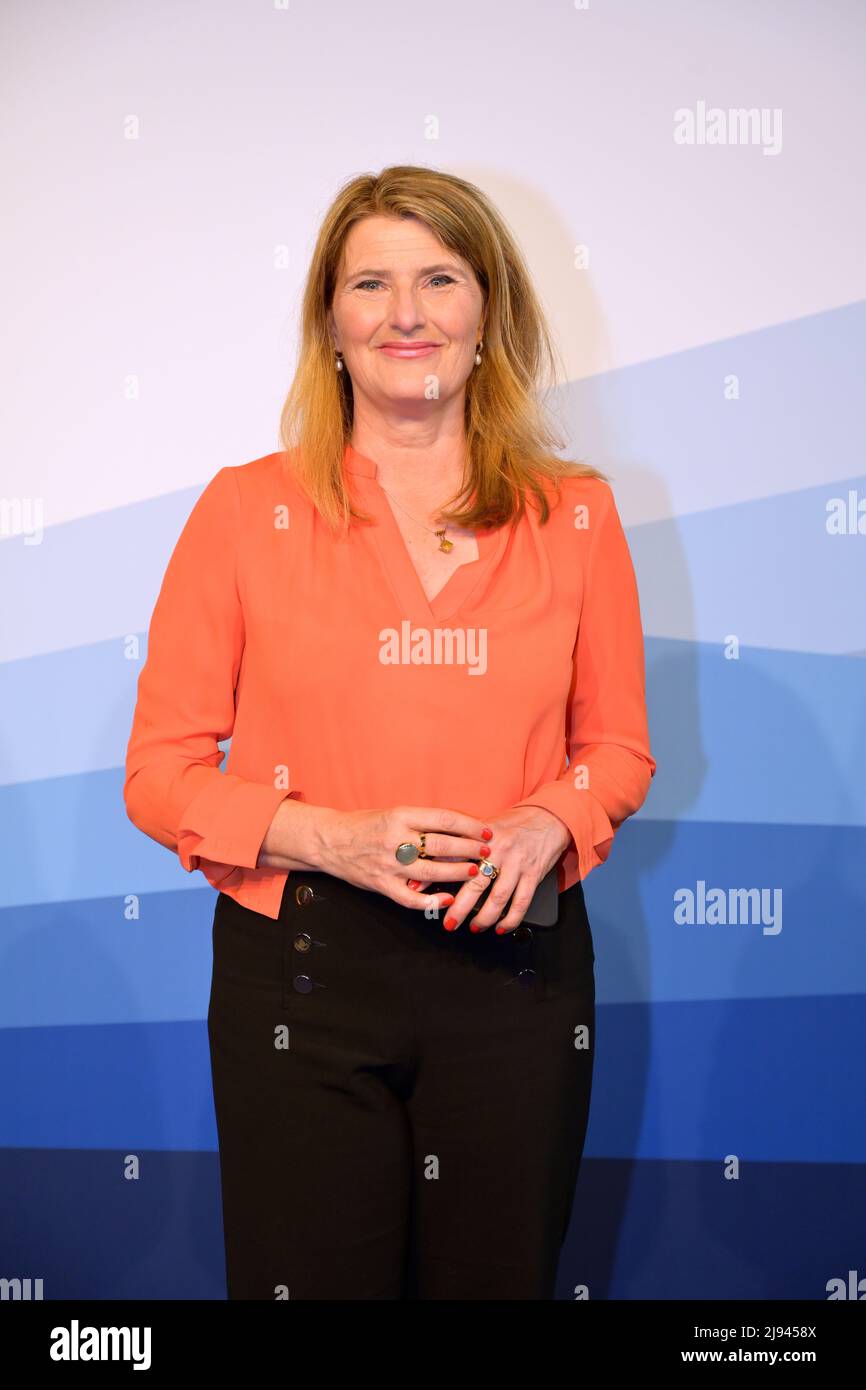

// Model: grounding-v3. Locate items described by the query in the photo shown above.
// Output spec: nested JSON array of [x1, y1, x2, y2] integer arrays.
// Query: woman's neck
[[350, 423, 469, 505]]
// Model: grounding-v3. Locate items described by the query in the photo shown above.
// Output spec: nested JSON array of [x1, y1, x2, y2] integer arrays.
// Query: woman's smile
[[378, 342, 443, 358]]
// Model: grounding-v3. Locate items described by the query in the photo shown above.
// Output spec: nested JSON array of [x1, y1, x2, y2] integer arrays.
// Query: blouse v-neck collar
[[343, 443, 507, 624]]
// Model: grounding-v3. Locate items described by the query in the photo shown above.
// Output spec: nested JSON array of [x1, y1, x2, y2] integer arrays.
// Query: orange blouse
[[124, 444, 656, 919]]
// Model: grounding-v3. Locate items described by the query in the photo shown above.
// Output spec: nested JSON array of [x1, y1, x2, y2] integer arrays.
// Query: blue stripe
[[0, 821, 863, 1025], [0, 1146, 860, 1299], [2, 995, 863, 1162]]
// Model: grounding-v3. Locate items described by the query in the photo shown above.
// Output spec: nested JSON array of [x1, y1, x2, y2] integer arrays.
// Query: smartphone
[[521, 867, 560, 926]]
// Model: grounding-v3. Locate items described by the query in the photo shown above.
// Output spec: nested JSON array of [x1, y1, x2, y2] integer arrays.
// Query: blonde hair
[[279, 164, 608, 533]]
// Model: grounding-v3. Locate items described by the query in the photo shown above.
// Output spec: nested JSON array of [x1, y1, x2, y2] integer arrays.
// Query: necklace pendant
[[435, 530, 454, 553]]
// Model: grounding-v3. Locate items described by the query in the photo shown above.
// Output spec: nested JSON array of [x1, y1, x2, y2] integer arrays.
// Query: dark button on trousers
[[207, 870, 595, 1300]]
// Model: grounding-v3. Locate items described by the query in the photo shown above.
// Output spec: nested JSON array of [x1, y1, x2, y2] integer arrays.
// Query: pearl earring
[[475, 339, 483, 366], [335, 350, 344, 372]]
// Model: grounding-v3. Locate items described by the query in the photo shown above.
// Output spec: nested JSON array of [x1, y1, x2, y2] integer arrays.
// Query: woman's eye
[[353, 275, 455, 291]]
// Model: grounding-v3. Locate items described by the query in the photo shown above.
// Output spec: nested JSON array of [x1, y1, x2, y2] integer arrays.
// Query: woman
[[124, 165, 656, 1300]]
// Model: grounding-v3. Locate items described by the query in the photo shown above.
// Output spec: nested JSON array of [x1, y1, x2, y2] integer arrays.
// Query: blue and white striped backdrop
[[2, 0, 863, 1300]]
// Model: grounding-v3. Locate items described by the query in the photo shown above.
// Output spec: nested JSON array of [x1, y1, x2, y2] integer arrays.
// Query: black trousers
[[207, 870, 596, 1300]]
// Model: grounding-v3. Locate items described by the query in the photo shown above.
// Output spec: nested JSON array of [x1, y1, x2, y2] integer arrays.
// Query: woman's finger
[[473, 872, 535, 933], [397, 858, 485, 882], [458, 866, 521, 933], [489, 878, 539, 934], [412, 831, 493, 861], [403, 807, 494, 845], [434, 863, 492, 931], [391, 883, 456, 911]]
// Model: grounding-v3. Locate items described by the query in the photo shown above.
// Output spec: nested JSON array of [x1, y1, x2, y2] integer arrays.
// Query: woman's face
[[328, 214, 485, 417]]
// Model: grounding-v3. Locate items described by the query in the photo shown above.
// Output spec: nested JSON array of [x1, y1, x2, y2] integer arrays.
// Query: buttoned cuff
[[177, 780, 293, 874]]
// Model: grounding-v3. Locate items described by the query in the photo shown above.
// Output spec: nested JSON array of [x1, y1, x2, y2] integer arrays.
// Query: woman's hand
[[424, 806, 572, 934], [312, 805, 494, 910]]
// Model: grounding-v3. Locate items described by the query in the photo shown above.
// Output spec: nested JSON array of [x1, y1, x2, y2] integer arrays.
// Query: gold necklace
[[379, 484, 455, 553]]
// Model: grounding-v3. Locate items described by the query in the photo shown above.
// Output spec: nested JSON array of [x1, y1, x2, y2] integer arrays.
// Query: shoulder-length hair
[[278, 164, 608, 533]]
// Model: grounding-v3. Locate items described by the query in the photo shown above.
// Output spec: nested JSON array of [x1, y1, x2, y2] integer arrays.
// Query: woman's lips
[[378, 344, 441, 358]]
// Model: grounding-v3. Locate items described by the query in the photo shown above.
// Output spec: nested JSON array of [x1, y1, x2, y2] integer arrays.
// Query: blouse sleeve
[[512, 479, 656, 880], [123, 465, 291, 889]]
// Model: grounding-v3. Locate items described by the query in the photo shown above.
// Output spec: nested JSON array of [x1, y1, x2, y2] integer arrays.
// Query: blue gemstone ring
[[478, 860, 500, 880]]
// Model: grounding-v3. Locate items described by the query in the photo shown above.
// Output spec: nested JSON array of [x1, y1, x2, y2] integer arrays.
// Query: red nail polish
[[479, 846, 490, 857], [441, 894, 455, 905], [495, 925, 508, 934], [481, 828, 493, 841], [444, 916, 458, 931], [470, 922, 483, 933], [468, 864, 479, 876], [407, 880, 420, 890]]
